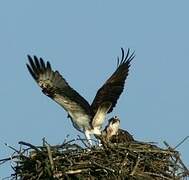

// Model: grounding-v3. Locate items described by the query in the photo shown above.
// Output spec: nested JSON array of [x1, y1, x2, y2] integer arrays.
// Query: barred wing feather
[[26, 55, 92, 117], [91, 48, 135, 115]]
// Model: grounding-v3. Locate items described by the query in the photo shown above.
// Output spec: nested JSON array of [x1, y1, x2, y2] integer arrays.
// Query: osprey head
[[101, 116, 120, 142], [108, 116, 120, 125], [107, 116, 120, 135]]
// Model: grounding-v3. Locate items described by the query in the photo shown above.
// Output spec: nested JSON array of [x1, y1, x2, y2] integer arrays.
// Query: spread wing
[[26, 55, 92, 118], [91, 48, 134, 116]]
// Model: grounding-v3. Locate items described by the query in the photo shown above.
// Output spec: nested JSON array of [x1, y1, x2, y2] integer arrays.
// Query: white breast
[[69, 112, 91, 132]]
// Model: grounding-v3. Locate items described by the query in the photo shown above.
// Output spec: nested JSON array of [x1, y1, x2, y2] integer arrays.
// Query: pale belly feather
[[53, 94, 91, 132]]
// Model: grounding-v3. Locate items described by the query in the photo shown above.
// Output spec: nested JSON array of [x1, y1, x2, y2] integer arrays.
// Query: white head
[[102, 116, 120, 141]]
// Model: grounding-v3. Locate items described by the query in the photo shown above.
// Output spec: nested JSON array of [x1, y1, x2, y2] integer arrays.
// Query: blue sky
[[0, 1, 189, 177]]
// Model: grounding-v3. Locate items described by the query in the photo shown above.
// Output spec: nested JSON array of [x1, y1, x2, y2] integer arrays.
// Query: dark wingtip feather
[[27, 54, 31, 59], [124, 48, 130, 62], [27, 55, 33, 64], [34, 56, 41, 69], [27, 55, 36, 69], [26, 63, 37, 80], [117, 56, 120, 67], [40, 58, 46, 69], [120, 48, 125, 63], [121, 48, 135, 64], [117, 48, 135, 66], [46, 61, 51, 70], [127, 50, 135, 63]]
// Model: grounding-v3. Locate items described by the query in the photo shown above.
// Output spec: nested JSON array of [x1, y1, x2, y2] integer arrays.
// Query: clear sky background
[[0, 1, 189, 178]]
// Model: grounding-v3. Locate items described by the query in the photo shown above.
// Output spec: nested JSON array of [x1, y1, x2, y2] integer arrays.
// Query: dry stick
[[65, 169, 89, 174], [36, 171, 43, 180], [174, 136, 189, 149], [92, 161, 115, 173], [143, 172, 173, 180], [54, 139, 78, 148], [76, 135, 99, 148], [4, 143, 19, 153], [130, 155, 140, 176], [128, 148, 174, 155], [0, 156, 19, 164], [18, 141, 41, 152], [175, 154, 189, 177], [119, 152, 129, 174], [63, 134, 70, 144], [2, 175, 13, 180], [44, 141, 54, 172], [77, 135, 91, 148], [117, 145, 175, 155], [164, 141, 189, 176]]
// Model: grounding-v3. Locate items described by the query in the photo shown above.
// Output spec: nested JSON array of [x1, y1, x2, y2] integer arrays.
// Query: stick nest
[[3, 138, 189, 180]]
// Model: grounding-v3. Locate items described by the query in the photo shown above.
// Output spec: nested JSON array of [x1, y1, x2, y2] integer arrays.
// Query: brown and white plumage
[[102, 116, 134, 143], [26, 48, 134, 145], [101, 116, 121, 142]]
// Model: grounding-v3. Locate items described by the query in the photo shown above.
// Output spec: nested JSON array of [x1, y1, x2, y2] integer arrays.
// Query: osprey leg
[[84, 130, 92, 146]]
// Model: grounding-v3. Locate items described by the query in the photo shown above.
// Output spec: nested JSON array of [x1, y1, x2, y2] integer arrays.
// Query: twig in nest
[[4, 143, 19, 153], [143, 172, 173, 180], [55, 139, 77, 148], [174, 153, 189, 177], [0, 155, 18, 164], [92, 161, 115, 173], [18, 141, 41, 153], [164, 141, 189, 176], [63, 134, 70, 144], [130, 155, 140, 176], [65, 169, 89, 174], [76, 135, 91, 148], [174, 136, 189, 149], [44, 141, 54, 171]]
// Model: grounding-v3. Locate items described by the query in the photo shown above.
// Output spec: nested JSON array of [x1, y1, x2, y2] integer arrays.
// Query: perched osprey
[[102, 116, 134, 143], [101, 116, 120, 142], [26, 48, 134, 145]]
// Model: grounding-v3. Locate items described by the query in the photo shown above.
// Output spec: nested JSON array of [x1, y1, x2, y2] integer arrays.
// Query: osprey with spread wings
[[26, 48, 134, 145]]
